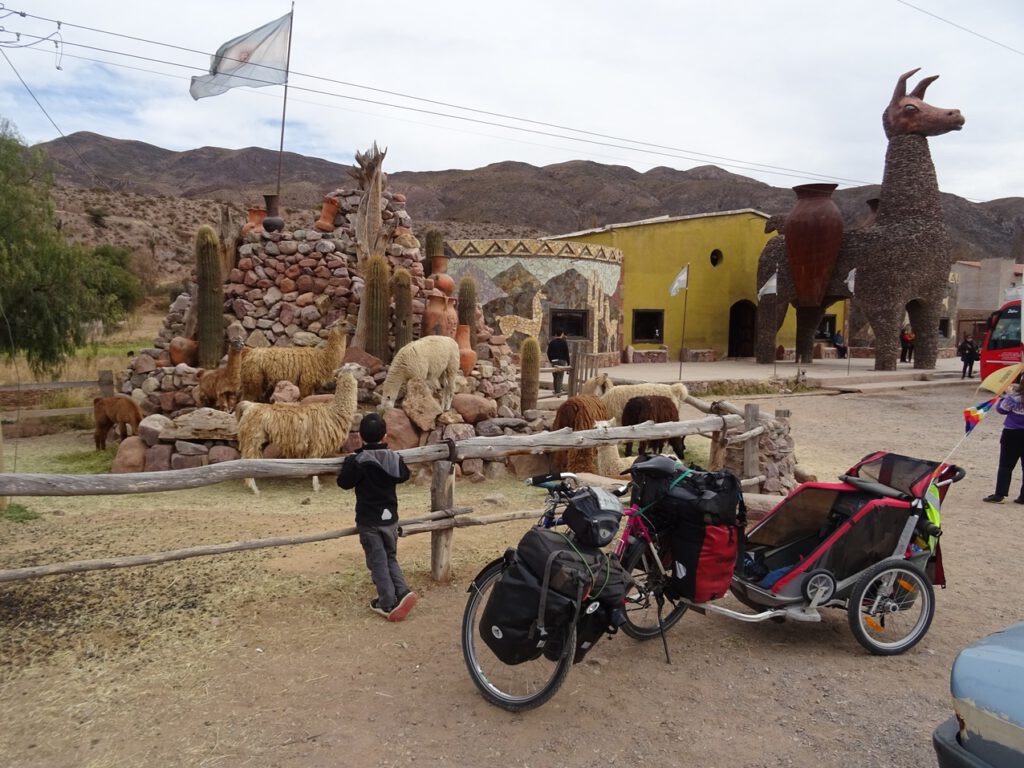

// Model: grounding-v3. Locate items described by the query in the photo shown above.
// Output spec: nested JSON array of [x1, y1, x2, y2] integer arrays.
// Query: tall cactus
[[457, 275, 478, 349], [520, 336, 540, 413], [364, 255, 391, 362], [425, 229, 445, 275], [195, 224, 224, 369], [392, 267, 413, 352]]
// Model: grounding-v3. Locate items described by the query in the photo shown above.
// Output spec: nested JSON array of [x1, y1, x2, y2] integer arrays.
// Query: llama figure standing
[[755, 69, 965, 371]]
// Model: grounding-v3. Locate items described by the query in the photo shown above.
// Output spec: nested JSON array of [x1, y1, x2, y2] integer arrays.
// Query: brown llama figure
[[195, 336, 245, 411], [552, 395, 608, 473], [621, 395, 686, 458], [756, 69, 965, 370], [93, 395, 143, 450]]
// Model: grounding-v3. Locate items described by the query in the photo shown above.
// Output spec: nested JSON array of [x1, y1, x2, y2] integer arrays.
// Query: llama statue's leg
[[794, 306, 826, 364], [907, 298, 943, 370], [861, 302, 901, 371]]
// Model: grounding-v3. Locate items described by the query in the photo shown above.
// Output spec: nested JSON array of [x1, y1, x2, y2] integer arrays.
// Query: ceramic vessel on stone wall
[[314, 196, 339, 232], [242, 207, 267, 237], [456, 324, 477, 374], [262, 193, 284, 233], [444, 297, 459, 338], [423, 293, 447, 336], [434, 273, 455, 296], [783, 183, 843, 307]]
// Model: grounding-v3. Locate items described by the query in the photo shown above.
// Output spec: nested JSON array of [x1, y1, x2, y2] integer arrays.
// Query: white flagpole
[[677, 287, 689, 380], [274, 4, 295, 198], [846, 300, 853, 376]]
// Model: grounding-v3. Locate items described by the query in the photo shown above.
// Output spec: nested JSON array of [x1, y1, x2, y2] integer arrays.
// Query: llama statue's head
[[882, 68, 965, 139]]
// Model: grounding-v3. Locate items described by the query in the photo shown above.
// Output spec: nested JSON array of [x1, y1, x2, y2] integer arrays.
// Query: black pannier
[[480, 528, 631, 665], [631, 458, 744, 530], [562, 486, 623, 549]]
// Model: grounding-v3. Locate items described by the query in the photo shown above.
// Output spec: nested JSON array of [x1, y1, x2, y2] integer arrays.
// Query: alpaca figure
[[496, 289, 546, 342], [755, 69, 965, 371], [580, 373, 690, 425], [238, 323, 349, 402], [93, 395, 143, 450], [552, 395, 608, 473], [195, 336, 245, 411], [378, 335, 460, 412], [621, 395, 686, 458], [236, 363, 367, 494]]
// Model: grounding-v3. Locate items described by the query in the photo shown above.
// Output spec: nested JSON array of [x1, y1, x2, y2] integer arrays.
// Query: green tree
[[0, 119, 141, 375]]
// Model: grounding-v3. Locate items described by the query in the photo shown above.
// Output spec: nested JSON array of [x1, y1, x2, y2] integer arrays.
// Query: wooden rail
[[0, 401, 771, 585], [0, 370, 114, 422]]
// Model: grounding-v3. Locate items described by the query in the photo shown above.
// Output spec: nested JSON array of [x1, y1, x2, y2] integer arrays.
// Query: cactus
[[457, 275, 478, 349], [364, 255, 391, 362], [425, 229, 444, 260], [392, 267, 413, 352], [195, 224, 224, 369], [520, 336, 540, 413]]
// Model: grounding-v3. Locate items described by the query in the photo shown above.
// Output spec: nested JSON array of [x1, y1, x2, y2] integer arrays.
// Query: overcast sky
[[1, 1, 1021, 202]]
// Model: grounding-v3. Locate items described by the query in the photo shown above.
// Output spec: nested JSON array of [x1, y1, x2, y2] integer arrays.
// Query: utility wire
[[3, 29, 872, 186], [0, 46, 114, 192], [7, 9, 871, 185], [894, 0, 1024, 57]]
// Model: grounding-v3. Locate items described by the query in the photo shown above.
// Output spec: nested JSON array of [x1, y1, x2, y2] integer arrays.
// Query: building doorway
[[728, 300, 757, 357]]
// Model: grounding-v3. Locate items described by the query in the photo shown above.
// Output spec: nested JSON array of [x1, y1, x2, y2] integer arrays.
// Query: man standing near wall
[[547, 330, 570, 396]]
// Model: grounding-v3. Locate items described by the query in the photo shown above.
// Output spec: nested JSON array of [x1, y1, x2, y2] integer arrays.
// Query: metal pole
[[846, 298, 853, 376], [274, 4, 295, 198], [677, 288, 689, 381]]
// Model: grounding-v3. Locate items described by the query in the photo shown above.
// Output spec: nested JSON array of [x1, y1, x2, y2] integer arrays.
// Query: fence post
[[98, 370, 115, 398], [430, 460, 454, 582], [0, 425, 7, 511], [743, 403, 759, 479]]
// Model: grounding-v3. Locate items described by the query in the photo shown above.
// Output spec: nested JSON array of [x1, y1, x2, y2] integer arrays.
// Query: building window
[[815, 314, 837, 340], [550, 309, 588, 338], [938, 318, 950, 338], [632, 309, 664, 343], [710, 249, 723, 267]]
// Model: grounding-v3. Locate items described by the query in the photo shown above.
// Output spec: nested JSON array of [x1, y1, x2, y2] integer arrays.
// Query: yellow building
[[551, 209, 846, 361]]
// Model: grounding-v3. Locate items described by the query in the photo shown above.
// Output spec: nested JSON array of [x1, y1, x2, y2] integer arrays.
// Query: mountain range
[[39, 131, 1024, 284]]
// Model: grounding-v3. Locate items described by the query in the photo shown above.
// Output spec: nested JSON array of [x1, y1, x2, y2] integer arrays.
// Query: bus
[[980, 299, 1022, 379]]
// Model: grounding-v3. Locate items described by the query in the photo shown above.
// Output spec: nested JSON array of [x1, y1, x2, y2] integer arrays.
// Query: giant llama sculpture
[[755, 69, 965, 370]]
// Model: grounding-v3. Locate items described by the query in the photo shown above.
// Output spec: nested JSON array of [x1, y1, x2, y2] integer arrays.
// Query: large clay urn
[[314, 196, 339, 232], [262, 193, 284, 233], [783, 183, 844, 307], [455, 324, 477, 375], [422, 293, 447, 336], [444, 297, 459, 338], [241, 207, 267, 237]]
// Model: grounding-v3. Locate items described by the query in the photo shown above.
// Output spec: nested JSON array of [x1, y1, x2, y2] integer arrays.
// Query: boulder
[[452, 393, 498, 424], [383, 408, 419, 450], [506, 453, 554, 479], [209, 445, 241, 464], [138, 414, 174, 447], [111, 436, 146, 473], [270, 380, 301, 403], [143, 443, 173, 472], [401, 379, 442, 431]]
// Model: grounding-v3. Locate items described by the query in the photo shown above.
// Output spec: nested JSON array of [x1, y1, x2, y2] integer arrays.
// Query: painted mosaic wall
[[446, 239, 624, 354]]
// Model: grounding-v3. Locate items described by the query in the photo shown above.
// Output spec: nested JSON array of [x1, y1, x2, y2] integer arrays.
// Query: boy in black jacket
[[337, 413, 417, 621]]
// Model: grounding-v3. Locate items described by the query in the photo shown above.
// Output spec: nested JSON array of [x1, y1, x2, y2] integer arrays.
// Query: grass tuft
[[2, 503, 40, 523]]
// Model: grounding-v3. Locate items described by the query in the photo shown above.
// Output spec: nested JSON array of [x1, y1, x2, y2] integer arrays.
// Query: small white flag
[[845, 268, 857, 295], [190, 13, 292, 100], [669, 264, 689, 296], [757, 272, 778, 299]]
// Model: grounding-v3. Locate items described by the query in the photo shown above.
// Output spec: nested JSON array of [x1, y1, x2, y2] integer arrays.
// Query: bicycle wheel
[[619, 540, 688, 640], [847, 559, 934, 656], [461, 560, 576, 712]]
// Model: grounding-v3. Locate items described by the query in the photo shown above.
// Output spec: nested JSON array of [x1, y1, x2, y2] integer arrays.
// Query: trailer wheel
[[847, 560, 934, 655]]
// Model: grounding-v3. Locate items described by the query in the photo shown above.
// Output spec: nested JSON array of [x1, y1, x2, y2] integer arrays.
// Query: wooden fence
[[0, 396, 779, 586], [0, 370, 114, 422]]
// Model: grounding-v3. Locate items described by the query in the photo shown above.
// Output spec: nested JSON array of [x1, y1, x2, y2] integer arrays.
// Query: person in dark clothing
[[546, 329, 570, 395], [337, 413, 416, 621], [957, 334, 979, 379], [983, 379, 1024, 504], [832, 331, 847, 359], [900, 327, 915, 363]]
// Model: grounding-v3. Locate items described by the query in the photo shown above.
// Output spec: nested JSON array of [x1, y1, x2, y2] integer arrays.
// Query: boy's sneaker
[[387, 591, 417, 622], [370, 598, 394, 618]]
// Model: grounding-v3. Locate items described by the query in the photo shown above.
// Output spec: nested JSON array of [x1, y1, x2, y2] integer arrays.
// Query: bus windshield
[[988, 304, 1021, 350]]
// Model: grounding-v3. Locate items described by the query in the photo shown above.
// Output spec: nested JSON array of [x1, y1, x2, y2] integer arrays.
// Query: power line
[[5, 9, 874, 185], [894, 0, 1024, 57], [0, 46, 114, 192]]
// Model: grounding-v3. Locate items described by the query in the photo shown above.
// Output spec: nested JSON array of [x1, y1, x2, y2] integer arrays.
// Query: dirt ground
[[0, 385, 1018, 768]]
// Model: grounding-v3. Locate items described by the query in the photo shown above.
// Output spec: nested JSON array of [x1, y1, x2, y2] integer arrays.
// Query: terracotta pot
[[434, 273, 455, 296], [784, 183, 843, 307], [314, 196, 339, 233], [241, 207, 267, 237], [422, 294, 447, 336], [444, 297, 459, 338], [262, 193, 284, 233], [431, 254, 449, 276], [456, 324, 477, 375]]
